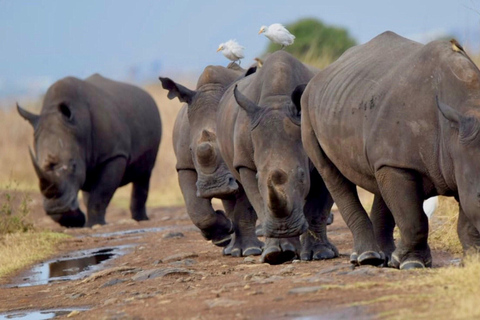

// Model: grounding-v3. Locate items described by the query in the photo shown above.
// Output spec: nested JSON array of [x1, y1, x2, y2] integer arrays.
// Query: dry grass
[[381, 255, 480, 320], [0, 81, 189, 209], [0, 231, 69, 277], [429, 196, 462, 254]]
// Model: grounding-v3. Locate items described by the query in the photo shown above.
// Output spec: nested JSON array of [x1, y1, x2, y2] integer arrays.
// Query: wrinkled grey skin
[[301, 31, 480, 269], [18, 74, 161, 228], [159, 63, 261, 251], [217, 51, 338, 264]]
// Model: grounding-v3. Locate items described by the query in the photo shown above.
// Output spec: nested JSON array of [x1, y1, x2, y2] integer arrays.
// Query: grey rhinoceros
[[159, 63, 261, 251], [18, 74, 162, 227], [217, 51, 338, 264], [300, 31, 480, 269]]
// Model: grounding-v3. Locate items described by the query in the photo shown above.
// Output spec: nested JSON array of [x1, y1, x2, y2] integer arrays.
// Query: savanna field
[[0, 52, 480, 319]]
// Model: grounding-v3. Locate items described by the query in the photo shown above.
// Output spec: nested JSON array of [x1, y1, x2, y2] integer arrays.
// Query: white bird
[[423, 196, 439, 219], [217, 40, 245, 64], [258, 23, 295, 49]]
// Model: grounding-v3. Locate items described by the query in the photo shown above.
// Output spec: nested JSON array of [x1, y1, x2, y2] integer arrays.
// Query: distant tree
[[263, 18, 357, 68]]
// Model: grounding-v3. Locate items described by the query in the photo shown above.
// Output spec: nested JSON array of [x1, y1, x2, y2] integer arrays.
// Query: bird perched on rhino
[[217, 39, 245, 64], [258, 23, 295, 49]]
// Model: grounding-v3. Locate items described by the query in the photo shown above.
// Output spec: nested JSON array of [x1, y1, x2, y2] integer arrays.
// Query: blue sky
[[1, 0, 479, 99]]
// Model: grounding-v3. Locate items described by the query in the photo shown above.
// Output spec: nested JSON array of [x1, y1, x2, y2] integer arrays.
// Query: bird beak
[[216, 47, 222, 52], [258, 29, 264, 35]]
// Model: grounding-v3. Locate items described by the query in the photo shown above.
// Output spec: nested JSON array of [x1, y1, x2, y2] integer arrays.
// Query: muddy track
[[0, 200, 456, 320]]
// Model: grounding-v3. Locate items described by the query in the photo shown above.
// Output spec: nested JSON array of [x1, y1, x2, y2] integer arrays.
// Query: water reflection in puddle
[[0, 308, 88, 320], [5, 246, 131, 288]]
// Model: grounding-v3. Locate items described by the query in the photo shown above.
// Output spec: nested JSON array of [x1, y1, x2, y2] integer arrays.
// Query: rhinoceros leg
[[375, 167, 431, 269], [221, 187, 263, 257], [457, 204, 480, 253], [302, 116, 384, 266], [178, 169, 233, 247], [300, 168, 338, 261], [370, 194, 396, 264], [130, 175, 150, 221], [86, 157, 128, 227]]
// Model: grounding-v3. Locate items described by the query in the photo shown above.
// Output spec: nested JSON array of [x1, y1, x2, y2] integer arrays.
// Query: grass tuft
[[429, 196, 462, 254], [382, 255, 480, 320], [0, 231, 69, 278], [0, 180, 34, 235]]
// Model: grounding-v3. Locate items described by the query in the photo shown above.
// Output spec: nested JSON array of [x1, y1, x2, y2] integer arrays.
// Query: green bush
[[0, 181, 34, 235], [263, 18, 357, 68]]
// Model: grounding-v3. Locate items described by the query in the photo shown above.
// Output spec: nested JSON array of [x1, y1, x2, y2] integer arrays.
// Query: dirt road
[[0, 196, 456, 319]]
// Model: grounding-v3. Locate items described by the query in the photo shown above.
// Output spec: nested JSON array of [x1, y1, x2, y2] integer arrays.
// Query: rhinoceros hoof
[[261, 239, 299, 265], [300, 245, 338, 261], [389, 254, 432, 270], [212, 236, 232, 248], [222, 234, 263, 257], [326, 212, 334, 226], [255, 224, 265, 237], [400, 260, 426, 270], [201, 213, 234, 247], [350, 251, 385, 266]]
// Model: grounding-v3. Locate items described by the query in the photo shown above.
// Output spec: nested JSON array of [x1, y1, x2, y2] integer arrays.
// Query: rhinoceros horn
[[17, 103, 39, 128], [29, 147, 60, 196], [267, 169, 288, 217], [233, 85, 261, 116]]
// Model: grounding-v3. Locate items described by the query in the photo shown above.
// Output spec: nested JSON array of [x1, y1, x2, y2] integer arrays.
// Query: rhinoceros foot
[[51, 209, 86, 228], [200, 210, 234, 247], [326, 212, 334, 225], [222, 232, 263, 257], [261, 237, 300, 265], [300, 231, 338, 261], [387, 248, 432, 270], [350, 251, 385, 267], [255, 224, 264, 237]]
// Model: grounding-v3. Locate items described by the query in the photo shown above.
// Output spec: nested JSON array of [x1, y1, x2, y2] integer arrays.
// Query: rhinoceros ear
[[17, 103, 39, 128], [233, 85, 260, 116], [159, 77, 196, 104], [436, 96, 461, 127], [291, 84, 307, 114], [244, 66, 257, 77]]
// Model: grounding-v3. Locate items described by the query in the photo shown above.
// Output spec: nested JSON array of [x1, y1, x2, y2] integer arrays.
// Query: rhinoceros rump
[[18, 74, 161, 227], [301, 31, 480, 269], [217, 51, 338, 264]]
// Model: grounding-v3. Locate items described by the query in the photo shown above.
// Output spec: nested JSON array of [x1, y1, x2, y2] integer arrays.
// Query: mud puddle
[[5, 246, 132, 288], [0, 308, 89, 320]]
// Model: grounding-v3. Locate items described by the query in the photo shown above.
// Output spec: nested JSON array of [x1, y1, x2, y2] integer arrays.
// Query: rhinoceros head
[[17, 80, 90, 227], [234, 85, 309, 237], [160, 72, 239, 199], [437, 96, 480, 232]]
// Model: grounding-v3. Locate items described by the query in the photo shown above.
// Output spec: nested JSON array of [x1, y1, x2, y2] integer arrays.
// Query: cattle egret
[[217, 40, 245, 64], [258, 23, 295, 49], [423, 196, 439, 219]]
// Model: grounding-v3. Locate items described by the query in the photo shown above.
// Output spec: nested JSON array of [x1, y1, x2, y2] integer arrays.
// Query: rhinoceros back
[[305, 31, 461, 191], [85, 74, 162, 167]]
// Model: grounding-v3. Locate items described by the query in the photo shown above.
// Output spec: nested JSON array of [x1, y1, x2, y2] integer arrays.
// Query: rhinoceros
[[217, 51, 338, 264], [159, 63, 261, 252], [300, 31, 480, 269], [17, 74, 162, 227]]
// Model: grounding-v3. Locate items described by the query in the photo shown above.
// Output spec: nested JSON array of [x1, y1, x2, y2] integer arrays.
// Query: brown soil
[[0, 192, 456, 320]]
